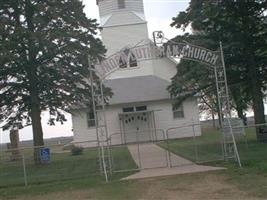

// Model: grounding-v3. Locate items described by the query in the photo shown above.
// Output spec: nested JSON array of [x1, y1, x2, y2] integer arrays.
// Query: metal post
[[107, 139, 112, 175], [219, 42, 241, 167], [147, 114, 152, 142], [152, 111, 157, 142], [119, 116, 123, 144], [100, 80, 112, 175], [163, 130, 169, 168], [214, 67, 227, 159], [107, 138, 112, 175], [166, 129, 172, 168], [100, 136, 108, 182], [214, 67, 224, 130], [88, 57, 102, 174], [122, 116, 126, 144], [136, 129, 142, 169], [88, 56, 108, 181], [152, 31, 157, 46], [192, 119, 199, 163], [148, 113, 154, 142], [22, 152, 28, 187], [219, 42, 231, 117], [100, 80, 109, 140]]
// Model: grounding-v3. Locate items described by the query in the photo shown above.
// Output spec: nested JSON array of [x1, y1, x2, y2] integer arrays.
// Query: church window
[[129, 53, 138, 67], [172, 104, 184, 119], [136, 106, 147, 112], [87, 111, 95, 127], [118, 0, 125, 9], [123, 107, 134, 113], [119, 57, 127, 68]]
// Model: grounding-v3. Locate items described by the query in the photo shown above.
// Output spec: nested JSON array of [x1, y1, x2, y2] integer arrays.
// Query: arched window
[[129, 53, 138, 67], [119, 57, 127, 69]]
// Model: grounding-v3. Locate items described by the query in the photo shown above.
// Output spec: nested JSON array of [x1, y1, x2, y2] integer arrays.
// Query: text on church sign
[[95, 43, 220, 79]]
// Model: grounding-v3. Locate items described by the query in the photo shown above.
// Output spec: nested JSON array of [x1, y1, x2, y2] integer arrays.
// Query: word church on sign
[[95, 43, 220, 79]]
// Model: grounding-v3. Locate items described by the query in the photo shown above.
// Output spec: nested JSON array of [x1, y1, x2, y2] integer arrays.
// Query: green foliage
[[170, 1, 267, 126], [0, 0, 111, 130], [71, 145, 84, 156], [0, 0, 112, 153]]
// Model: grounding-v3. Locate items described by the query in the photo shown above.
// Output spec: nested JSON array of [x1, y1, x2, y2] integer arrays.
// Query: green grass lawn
[[159, 127, 224, 163], [0, 146, 137, 188], [110, 145, 138, 172], [159, 127, 267, 198], [0, 128, 266, 199]]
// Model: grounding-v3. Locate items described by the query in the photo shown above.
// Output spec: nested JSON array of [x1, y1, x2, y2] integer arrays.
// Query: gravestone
[[9, 129, 21, 161]]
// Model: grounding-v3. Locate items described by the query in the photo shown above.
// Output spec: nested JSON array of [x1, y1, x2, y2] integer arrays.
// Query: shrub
[[71, 145, 84, 156]]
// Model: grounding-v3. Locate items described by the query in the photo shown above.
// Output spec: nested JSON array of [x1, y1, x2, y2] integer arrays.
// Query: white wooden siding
[[72, 99, 201, 145], [103, 11, 146, 27], [101, 23, 149, 56], [98, 0, 144, 17]]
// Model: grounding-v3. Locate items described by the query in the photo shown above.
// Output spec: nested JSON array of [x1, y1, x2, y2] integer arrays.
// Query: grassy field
[[159, 127, 267, 198], [0, 127, 266, 199], [159, 128, 224, 163], [0, 146, 137, 188]]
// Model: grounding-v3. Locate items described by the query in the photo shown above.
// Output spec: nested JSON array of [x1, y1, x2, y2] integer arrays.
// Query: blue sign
[[40, 148, 50, 164]]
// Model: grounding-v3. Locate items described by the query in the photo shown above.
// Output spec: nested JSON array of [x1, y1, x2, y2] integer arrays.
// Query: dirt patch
[[12, 190, 96, 200], [138, 173, 261, 200], [10, 173, 264, 200]]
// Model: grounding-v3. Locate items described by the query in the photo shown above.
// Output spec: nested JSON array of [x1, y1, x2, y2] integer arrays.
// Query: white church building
[[71, 0, 201, 145]]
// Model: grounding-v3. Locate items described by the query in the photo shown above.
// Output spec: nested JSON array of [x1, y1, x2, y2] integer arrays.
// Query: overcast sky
[[83, 0, 190, 39], [0, 0, 190, 144]]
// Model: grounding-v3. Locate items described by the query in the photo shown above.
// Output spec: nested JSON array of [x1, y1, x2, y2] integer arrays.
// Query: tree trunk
[[9, 129, 21, 161], [23, 0, 45, 161], [248, 58, 266, 142], [241, 5, 267, 142], [251, 85, 266, 142], [236, 106, 247, 126], [30, 101, 44, 164]]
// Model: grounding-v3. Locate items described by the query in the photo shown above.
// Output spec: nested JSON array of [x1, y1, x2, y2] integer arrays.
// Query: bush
[[71, 145, 84, 156], [62, 144, 73, 151]]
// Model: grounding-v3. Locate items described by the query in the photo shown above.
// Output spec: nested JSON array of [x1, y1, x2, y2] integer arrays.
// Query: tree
[[0, 0, 109, 162], [171, 0, 267, 141]]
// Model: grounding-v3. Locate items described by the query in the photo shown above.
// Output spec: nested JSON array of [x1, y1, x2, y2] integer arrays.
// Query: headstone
[[9, 129, 21, 161]]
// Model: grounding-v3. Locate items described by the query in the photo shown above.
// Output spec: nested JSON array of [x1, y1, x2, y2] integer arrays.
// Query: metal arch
[[95, 39, 220, 79], [152, 31, 241, 167], [88, 57, 109, 182], [90, 30, 241, 167]]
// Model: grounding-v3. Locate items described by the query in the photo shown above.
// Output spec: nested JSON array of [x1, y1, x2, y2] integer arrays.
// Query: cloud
[[0, 112, 73, 144]]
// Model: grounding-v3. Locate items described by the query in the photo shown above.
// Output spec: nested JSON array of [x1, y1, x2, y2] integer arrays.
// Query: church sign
[[162, 44, 220, 66], [95, 43, 220, 78]]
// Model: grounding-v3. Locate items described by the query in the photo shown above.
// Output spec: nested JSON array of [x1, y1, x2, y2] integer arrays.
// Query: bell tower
[[96, 0, 149, 56]]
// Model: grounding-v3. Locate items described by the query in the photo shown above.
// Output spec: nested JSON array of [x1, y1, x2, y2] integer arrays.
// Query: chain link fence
[[1, 123, 265, 187], [0, 140, 104, 187], [161, 122, 266, 168], [156, 124, 223, 167], [108, 129, 168, 173]]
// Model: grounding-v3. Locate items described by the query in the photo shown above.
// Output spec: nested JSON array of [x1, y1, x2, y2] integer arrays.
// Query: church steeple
[[97, 0, 146, 27], [97, 0, 149, 56]]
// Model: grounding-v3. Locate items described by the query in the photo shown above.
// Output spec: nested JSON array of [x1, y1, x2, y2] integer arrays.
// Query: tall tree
[[0, 0, 108, 162], [171, 0, 267, 141], [168, 34, 250, 127]]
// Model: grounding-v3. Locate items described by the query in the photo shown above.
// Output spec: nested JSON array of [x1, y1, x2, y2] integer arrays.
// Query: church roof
[[105, 75, 171, 105], [102, 11, 146, 27]]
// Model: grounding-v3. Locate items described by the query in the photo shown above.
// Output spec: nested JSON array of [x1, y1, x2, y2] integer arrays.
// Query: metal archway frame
[[91, 31, 241, 173], [152, 31, 241, 167]]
